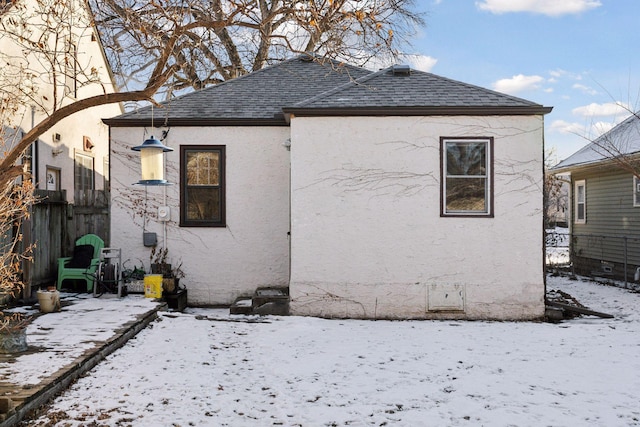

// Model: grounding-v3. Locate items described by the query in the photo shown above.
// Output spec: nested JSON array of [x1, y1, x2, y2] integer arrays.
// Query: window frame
[[74, 152, 94, 191], [574, 179, 586, 224], [634, 176, 640, 207], [180, 145, 226, 228], [46, 166, 61, 191], [440, 137, 494, 218]]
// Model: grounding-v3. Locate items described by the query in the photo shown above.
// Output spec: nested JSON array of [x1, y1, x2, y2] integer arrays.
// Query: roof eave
[[550, 162, 597, 174], [283, 106, 553, 117], [551, 157, 631, 174], [551, 150, 640, 174], [104, 106, 553, 126], [103, 116, 289, 127]]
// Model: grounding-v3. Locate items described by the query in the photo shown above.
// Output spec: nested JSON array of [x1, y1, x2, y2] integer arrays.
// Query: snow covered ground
[[2, 295, 159, 387], [24, 275, 640, 427]]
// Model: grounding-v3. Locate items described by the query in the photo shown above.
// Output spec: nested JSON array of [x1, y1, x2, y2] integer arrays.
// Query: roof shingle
[[107, 56, 369, 126], [105, 56, 551, 126], [292, 66, 546, 110]]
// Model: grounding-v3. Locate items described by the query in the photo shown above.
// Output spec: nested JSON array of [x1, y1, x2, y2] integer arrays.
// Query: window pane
[[446, 178, 487, 212], [446, 142, 486, 176], [75, 154, 94, 190], [187, 151, 219, 185], [186, 187, 221, 221], [577, 185, 584, 203], [577, 204, 585, 220], [181, 145, 225, 227]]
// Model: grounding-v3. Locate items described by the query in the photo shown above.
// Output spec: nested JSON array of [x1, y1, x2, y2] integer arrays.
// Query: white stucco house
[[104, 55, 552, 320], [1, 0, 121, 199], [2, 0, 122, 292]]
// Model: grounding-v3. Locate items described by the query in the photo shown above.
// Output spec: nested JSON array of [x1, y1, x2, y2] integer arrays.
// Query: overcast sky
[[405, 0, 639, 163]]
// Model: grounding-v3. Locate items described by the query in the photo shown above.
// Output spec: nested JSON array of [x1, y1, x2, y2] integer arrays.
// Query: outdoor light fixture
[[131, 136, 173, 185]]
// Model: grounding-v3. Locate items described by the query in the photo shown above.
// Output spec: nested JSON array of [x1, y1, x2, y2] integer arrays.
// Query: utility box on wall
[[428, 284, 465, 312]]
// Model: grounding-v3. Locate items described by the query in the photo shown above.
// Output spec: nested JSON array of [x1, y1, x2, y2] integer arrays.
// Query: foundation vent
[[428, 284, 465, 312]]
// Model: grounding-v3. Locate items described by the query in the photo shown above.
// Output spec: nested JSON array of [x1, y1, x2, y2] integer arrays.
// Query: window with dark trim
[[180, 145, 225, 227], [441, 137, 494, 217]]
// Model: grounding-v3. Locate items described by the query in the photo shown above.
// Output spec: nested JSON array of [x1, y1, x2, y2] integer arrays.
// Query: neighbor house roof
[[551, 113, 640, 173], [104, 55, 552, 127]]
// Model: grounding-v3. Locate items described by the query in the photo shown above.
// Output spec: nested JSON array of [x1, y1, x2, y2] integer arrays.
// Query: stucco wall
[[110, 126, 291, 305], [0, 0, 121, 199], [289, 115, 545, 320]]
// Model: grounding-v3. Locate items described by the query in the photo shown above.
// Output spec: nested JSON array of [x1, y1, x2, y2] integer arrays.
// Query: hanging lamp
[[131, 136, 173, 185]]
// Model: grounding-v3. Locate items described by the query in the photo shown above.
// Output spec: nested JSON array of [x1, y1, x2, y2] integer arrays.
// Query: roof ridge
[[294, 65, 546, 109], [123, 55, 305, 118], [292, 65, 382, 108], [416, 69, 544, 107], [120, 54, 369, 119]]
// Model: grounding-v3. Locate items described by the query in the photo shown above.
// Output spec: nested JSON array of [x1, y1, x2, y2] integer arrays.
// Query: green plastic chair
[[57, 234, 105, 292]]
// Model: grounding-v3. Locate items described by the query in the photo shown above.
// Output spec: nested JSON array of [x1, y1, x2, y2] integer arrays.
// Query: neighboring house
[[105, 56, 552, 320], [0, 0, 121, 200], [1, 0, 122, 291], [551, 114, 640, 281]]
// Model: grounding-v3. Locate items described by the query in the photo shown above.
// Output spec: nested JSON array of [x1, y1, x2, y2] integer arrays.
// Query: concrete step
[[229, 287, 289, 316]]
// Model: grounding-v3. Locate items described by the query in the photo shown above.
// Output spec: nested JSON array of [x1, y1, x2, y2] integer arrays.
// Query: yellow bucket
[[144, 274, 163, 298]]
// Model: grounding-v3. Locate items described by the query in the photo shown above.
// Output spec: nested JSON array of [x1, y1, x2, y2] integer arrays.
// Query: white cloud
[[402, 54, 438, 72], [572, 102, 630, 118], [550, 120, 587, 135], [364, 54, 437, 73], [551, 116, 629, 141], [572, 83, 598, 95], [476, 0, 602, 17], [492, 74, 545, 94], [549, 70, 565, 79]]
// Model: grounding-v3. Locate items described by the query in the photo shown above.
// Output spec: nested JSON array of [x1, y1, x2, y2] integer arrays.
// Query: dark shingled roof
[[106, 56, 370, 126], [285, 65, 551, 116], [105, 56, 551, 127]]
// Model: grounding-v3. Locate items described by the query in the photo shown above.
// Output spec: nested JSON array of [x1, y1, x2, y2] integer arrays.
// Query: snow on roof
[[552, 113, 640, 171]]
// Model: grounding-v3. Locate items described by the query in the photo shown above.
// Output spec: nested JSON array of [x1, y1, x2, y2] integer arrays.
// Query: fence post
[[624, 236, 628, 289]]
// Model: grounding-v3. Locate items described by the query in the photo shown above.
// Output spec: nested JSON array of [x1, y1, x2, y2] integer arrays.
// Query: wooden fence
[[24, 189, 110, 295]]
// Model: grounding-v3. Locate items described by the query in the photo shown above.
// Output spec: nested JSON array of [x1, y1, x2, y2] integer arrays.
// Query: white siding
[[289, 115, 545, 320], [110, 126, 291, 305]]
